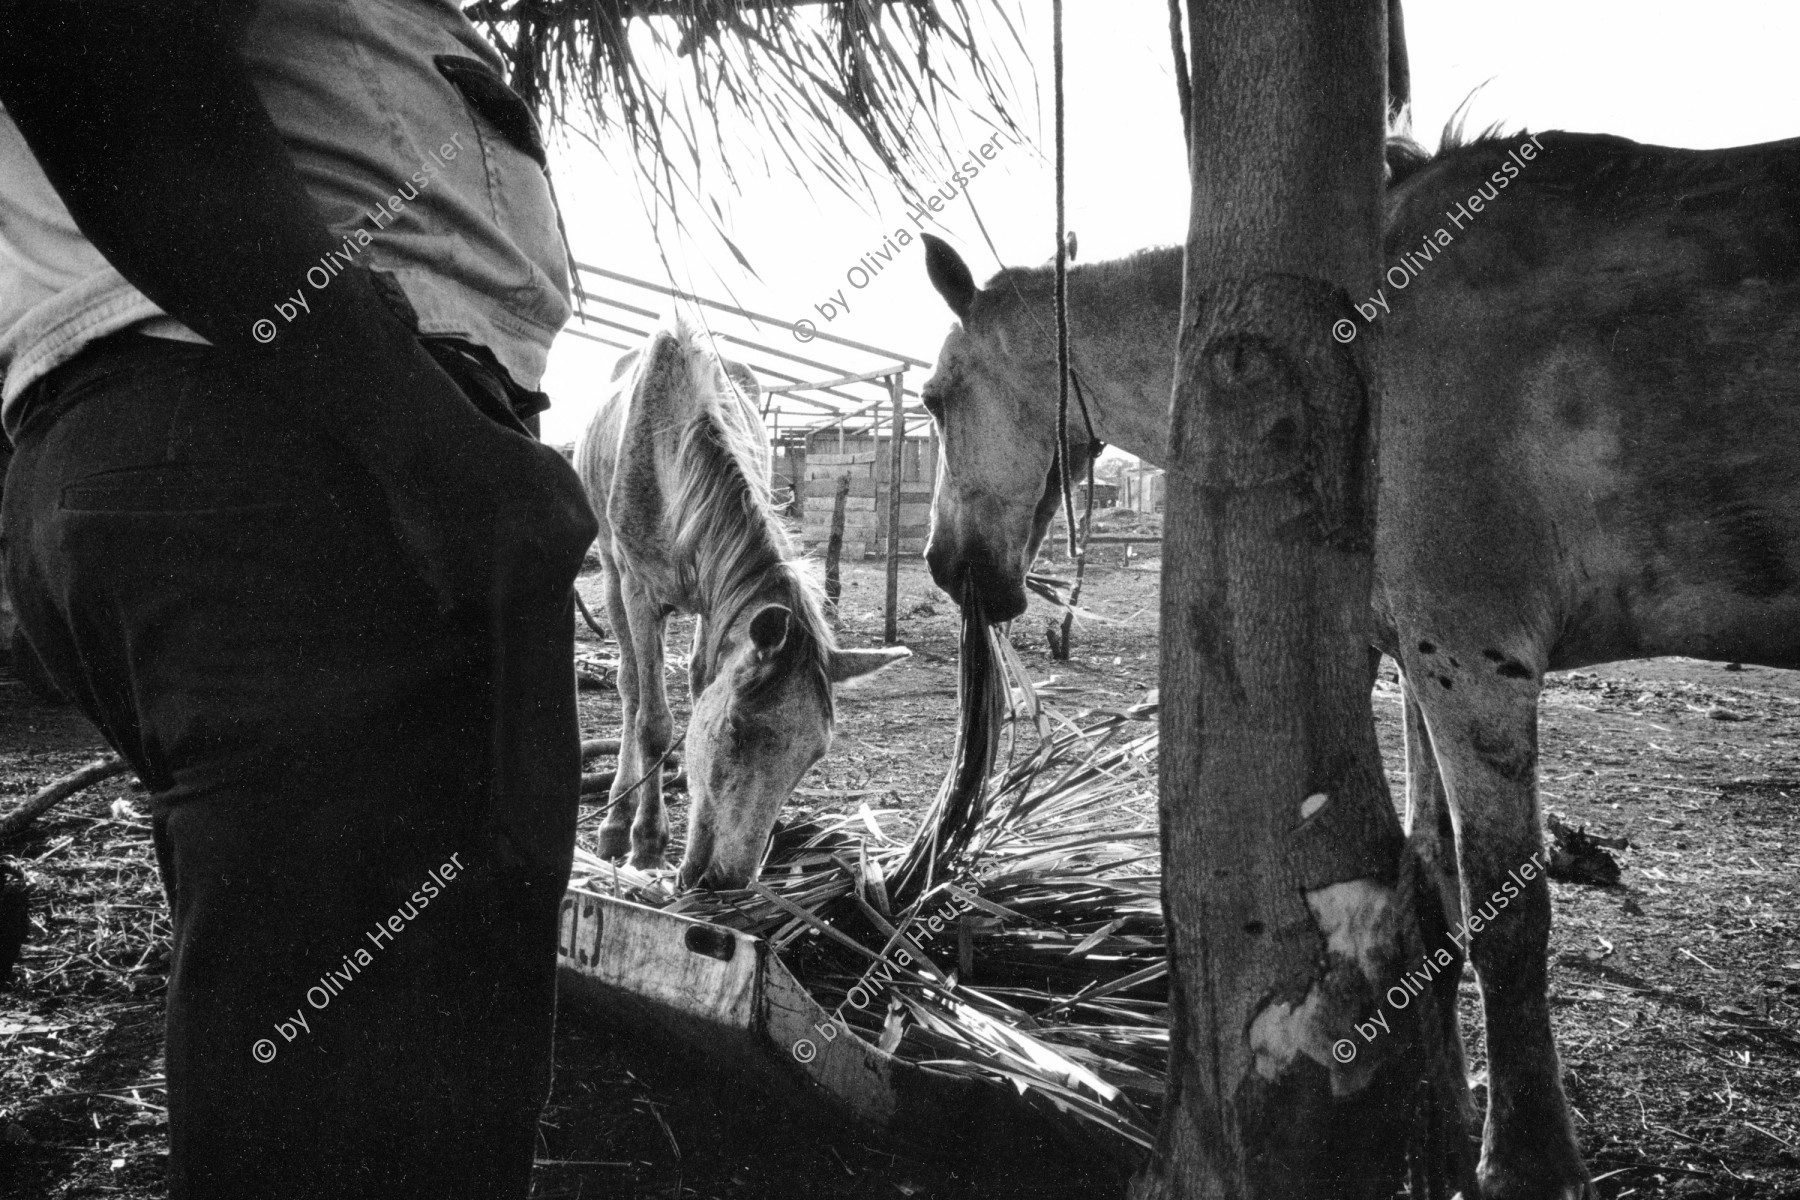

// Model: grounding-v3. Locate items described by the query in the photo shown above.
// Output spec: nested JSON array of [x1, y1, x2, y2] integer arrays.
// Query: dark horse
[[918, 130, 1800, 1200]]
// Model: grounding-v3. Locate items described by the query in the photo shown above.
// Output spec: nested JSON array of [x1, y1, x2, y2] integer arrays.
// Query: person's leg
[[2, 336, 579, 1200]]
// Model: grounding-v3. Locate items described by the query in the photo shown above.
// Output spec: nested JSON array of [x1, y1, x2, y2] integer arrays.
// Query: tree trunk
[[1136, 2, 1467, 1197]]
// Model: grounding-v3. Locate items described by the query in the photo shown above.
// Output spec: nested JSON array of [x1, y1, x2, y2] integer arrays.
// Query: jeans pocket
[[61, 464, 285, 513], [433, 55, 547, 168]]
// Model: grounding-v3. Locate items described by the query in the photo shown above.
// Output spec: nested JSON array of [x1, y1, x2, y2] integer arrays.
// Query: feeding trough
[[555, 615, 1167, 1178], [555, 886, 1105, 1169]]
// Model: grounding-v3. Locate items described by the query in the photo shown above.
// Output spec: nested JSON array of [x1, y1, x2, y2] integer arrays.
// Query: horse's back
[[574, 350, 639, 547], [1381, 132, 1800, 669], [577, 327, 769, 593]]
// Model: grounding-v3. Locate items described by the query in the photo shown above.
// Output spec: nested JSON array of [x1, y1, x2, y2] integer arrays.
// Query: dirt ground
[[2, 546, 1798, 1198]]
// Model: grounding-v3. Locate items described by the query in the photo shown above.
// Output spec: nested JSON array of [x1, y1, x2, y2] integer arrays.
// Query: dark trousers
[[1, 335, 582, 1199]]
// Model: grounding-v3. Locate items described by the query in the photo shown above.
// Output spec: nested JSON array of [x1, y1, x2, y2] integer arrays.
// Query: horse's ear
[[747, 605, 791, 662], [827, 645, 910, 684], [923, 234, 976, 323]]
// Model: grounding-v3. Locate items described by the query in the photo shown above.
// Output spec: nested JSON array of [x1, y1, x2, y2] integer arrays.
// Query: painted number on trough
[[558, 895, 606, 967]]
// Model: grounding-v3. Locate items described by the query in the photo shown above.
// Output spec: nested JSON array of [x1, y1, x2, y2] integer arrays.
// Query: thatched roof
[[465, 1, 1024, 219]]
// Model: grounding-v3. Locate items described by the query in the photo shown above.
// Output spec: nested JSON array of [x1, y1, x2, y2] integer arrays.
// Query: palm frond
[[465, 1, 1026, 220]]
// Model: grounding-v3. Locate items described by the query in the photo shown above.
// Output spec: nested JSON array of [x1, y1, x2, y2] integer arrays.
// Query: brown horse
[[576, 324, 908, 888], [918, 130, 1800, 1200]]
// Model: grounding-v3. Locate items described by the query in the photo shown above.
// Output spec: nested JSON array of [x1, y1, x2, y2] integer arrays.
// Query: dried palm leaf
[[463, 1, 1027, 232]]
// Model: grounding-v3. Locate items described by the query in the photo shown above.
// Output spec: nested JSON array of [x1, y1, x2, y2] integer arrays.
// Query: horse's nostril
[[925, 549, 966, 598]]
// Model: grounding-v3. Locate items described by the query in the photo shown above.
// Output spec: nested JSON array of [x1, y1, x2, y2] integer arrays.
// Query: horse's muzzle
[[925, 539, 1027, 623]]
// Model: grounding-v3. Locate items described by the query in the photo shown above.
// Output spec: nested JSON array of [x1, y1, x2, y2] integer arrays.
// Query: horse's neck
[[1068, 264, 1180, 468]]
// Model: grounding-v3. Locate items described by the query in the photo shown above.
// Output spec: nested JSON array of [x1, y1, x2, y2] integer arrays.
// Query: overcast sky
[[536, 1, 1800, 447]]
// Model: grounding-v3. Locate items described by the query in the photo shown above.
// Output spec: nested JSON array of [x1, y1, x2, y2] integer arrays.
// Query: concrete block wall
[[797, 445, 934, 559]]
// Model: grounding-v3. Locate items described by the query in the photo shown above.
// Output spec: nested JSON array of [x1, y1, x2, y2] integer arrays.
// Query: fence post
[[824, 474, 850, 610], [883, 372, 906, 645], [790, 439, 806, 520]]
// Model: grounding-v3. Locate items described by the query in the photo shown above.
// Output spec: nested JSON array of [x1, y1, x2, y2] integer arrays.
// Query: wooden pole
[[1051, 466, 1093, 661], [928, 421, 940, 494], [824, 474, 850, 608], [883, 372, 905, 645], [791, 440, 807, 520], [1135, 2, 1465, 1198]]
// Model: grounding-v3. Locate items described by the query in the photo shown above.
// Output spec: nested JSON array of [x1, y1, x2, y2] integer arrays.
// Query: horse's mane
[[976, 120, 1534, 316], [1387, 106, 1521, 189], [976, 244, 1185, 333], [663, 325, 837, 701]]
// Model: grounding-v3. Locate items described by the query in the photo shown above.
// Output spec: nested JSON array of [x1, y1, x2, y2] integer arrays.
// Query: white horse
[[917, 130, 1800, 1200], [576, 324, 907, 888]]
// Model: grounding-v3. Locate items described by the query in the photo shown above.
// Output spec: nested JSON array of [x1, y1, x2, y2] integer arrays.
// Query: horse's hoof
[[597, 826, 632, 860], [1477, 1177, 1594, 1200], [628, 841, 668, 871], [1478, 1150, 1595, 1200]]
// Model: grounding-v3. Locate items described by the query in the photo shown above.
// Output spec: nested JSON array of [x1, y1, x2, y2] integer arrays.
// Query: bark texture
[[1134, 2, 1465, 1197]]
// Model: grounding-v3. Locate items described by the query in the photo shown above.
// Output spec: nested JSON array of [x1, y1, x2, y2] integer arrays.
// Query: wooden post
[[824, 474, 850, 609], [882, 372, 905, 645], [1134, 2, 1466, 1199], [769, 414, 782, 511], [1051, 477, 1090, 661], [790, 441, 806, 521], [928, 421, 940, 493]]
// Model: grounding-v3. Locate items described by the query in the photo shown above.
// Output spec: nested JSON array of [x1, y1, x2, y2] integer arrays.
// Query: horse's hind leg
[[1399, 672, 1480, 1160], [596, 556, 638, 860], [1403, 640, 1593, 1200]]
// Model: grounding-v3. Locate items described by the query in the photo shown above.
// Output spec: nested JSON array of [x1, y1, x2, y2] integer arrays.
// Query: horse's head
[[677, 593, 907, 890], [919, 235, 1090, 622]]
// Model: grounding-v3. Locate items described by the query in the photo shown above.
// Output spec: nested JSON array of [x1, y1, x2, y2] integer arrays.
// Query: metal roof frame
[[567, 261, 939, 441]]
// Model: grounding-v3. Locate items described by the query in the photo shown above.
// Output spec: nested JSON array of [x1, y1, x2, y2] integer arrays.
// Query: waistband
[[8, 330, 545, 449]]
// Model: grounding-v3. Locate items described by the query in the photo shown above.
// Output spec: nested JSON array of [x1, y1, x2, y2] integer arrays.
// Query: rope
[[574, 589, 607, 640], [595, 731, 687, 826], [1053, 0, 1077, 557], [1053, 372, 1102, 659]]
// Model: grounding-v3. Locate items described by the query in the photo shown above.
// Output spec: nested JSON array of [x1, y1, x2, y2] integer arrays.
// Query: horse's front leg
[[1403, 638, 1592, 1200], [617, 571, 673, 870], [597, 552, 639, 860]]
